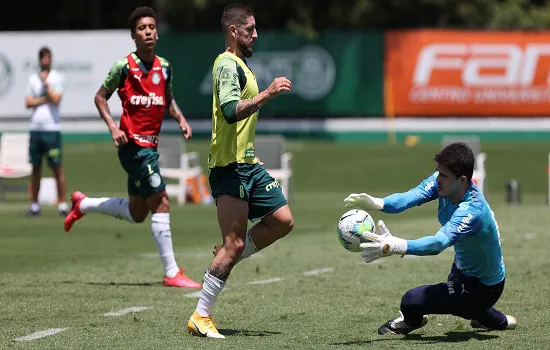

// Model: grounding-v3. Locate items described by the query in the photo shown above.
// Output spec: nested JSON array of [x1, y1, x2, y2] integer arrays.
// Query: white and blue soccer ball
[[337, 209, 376, 252]]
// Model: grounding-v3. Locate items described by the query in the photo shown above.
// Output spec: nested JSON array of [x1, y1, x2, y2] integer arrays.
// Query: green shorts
[[209, 162, 288, 222], [117, 140, 166, 199], [29, 131, 62, 167]]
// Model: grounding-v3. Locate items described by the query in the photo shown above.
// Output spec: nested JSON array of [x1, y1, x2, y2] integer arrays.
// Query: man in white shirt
[[24, 47, 68, 216]]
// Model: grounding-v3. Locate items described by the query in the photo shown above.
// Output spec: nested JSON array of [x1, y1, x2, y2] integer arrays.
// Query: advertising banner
[[385, 30, 550, 117], [157, 31, 384, 118], [0, 30, 135, 118]]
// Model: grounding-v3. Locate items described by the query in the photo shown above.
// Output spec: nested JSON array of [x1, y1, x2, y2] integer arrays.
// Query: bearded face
[[235, 16, 257, 58]]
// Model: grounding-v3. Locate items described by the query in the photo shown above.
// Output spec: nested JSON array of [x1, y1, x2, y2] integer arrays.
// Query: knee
[[285, 218, 294, 236], [224, 236, 246, 260], [277, 215, 295, 238], [158, 194, 170, 212], [129, 199, 150, 223], [148, 191, 170, 213], [401, 289, 421, 309], [132, 214, 147, 223]]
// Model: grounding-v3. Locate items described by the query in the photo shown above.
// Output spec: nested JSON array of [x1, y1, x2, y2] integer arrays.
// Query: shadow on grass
[[218, 329, 282, 337], [331, 331, 499, 346], [60, 280, 163, 287]]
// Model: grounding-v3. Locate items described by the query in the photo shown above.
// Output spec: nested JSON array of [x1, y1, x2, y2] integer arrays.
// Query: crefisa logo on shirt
[[130, 92, 164, 108], [0, 53, 13, 97]]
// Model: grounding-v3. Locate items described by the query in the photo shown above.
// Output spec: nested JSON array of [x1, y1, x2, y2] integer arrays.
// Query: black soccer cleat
[[378, 312, 428, 335]]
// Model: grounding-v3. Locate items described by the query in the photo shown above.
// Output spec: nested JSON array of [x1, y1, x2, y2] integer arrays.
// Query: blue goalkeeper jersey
[[382, 172, 506, 286]]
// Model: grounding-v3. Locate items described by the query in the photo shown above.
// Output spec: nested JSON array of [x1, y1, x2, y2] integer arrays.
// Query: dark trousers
[[400, 264, 508, 329]]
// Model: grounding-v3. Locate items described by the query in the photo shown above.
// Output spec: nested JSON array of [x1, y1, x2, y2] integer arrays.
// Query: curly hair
[[128, 6, 156, 33]]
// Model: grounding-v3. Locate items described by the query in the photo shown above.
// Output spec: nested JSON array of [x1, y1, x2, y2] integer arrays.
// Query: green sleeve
[[215, 57, 241, 106], [102, 60, 125, 92], [221, 100, 239, 124], [215, 57, 241, 124], [159, 56, 173, 95]]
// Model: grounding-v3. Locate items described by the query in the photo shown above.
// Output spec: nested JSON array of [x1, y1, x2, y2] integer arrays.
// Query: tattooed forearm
[[236, 96, 260, 121], [168, 100, 183, 123], [208, 262, 234, 282], [166, 91, 183, 123]]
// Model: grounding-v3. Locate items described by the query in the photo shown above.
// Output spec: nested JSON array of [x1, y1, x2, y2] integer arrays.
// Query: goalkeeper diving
[[344, 142, 516, 335]]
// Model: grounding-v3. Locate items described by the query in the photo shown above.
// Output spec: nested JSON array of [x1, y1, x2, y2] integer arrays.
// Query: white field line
[[103, 306, 153, 317], [184, 291, 203, 298], [247, 278, 284, 285], [185, 288, 231, 298], [14, 328, 69, 342], [523, 233, 536, 240], [303, 268, 334, 276]]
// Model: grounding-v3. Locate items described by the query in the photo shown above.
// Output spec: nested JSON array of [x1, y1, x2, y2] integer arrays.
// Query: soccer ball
[[337, 209, 376, 252]]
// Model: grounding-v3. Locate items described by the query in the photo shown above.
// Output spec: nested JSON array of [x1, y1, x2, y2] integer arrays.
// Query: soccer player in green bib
[[188, 4, 295, 339]]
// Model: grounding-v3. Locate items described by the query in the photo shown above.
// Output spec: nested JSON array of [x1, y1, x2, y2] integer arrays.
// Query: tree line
[[4, 0, 550, 33]]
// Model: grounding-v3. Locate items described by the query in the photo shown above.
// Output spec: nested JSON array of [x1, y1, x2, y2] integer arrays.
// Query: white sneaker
[[471, 314, 517, 330], [378, 311, 428, 335]]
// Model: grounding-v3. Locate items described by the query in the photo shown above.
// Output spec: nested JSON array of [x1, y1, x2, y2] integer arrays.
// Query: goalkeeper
[[344, 142, 516, 335]]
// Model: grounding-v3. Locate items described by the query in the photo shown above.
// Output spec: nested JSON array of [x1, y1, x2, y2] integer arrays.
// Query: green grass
[[0, 140, 549, 349]]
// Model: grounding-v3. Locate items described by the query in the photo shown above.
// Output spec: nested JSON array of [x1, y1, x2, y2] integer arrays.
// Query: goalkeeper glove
[[360, 220, 408, 263], [344, 193, 384, 211]]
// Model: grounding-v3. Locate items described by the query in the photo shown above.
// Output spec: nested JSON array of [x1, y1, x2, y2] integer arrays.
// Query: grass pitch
[[0, 139, 549, 349]]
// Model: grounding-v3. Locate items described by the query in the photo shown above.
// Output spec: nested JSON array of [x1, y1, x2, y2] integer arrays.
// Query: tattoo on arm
[[235, 96, 259, 121], [166, 90, 183, 123]]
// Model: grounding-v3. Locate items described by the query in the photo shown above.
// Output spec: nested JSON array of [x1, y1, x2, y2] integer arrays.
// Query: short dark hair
[[39, 46, 51, 59], [221, 4, 255, 33], [434, 142, 475, 181], [128, 6, 156, 33]]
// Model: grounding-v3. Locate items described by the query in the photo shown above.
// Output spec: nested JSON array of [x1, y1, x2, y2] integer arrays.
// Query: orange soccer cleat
[[64, 191, 87, 232], [163, 267, 202, 288]]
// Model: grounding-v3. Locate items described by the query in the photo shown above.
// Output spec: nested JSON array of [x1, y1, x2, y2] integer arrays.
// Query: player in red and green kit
[[63, 6, 201, 289]]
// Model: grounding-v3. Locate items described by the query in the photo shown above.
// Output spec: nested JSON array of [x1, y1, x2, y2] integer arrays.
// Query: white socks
[[237, 230, 259, 263], [79, 198, 179, 278], [57, 202, 68, 212], [196, 271, 226, 317], [151, 213, 179, 278], [194, 232, 258, 316], [79, 197, 135, 223], [30, 202, 40, 212]]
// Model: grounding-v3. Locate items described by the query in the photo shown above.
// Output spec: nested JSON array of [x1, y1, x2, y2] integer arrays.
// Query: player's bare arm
[[41, 71, 62, 105], [44, 84, 62, 105], [166, 89, 192, 139], [235, 77, 292, 121], [25, 95, 48, 108], [94, 85, 128, 147]]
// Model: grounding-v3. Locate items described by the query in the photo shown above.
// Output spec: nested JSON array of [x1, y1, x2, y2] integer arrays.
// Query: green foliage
[[159, 0, 550, 33], [5, 0, 550, 31]]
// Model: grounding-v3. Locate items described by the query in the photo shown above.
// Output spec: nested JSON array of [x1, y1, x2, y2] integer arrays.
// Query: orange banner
[[385, 30, 550, 117]]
